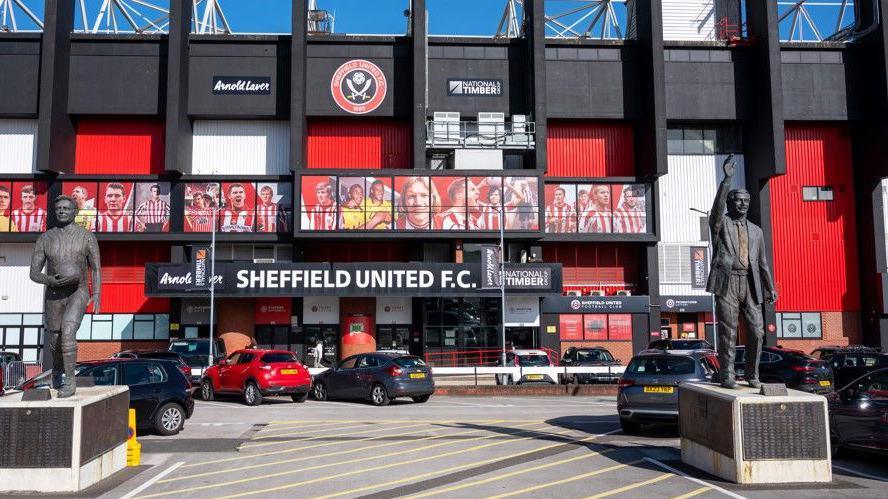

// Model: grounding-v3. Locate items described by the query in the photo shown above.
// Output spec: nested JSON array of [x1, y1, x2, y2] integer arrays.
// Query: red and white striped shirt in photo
[[613, 207, 646, 233], [135, 199, 170, 225], [220, 209, 255, 233], [479, 205, 503, 231], [581, 209, 612, 233], [186, 209, 215, 232], [545, 203, 576, 233], [441, 210, 466, 230], [308, 204, 337, 231], [256, 203, 284, 233], [11, 208, 46, 232], [96, 213, 133, 232]]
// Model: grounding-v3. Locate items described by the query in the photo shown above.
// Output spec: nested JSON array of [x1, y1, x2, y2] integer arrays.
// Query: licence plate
[[643, 386, 675, 394], [526, 374, 544, 380], [819, 380, 831, 387], [409, 373, 426, 379], [280, 369, 298, 375]]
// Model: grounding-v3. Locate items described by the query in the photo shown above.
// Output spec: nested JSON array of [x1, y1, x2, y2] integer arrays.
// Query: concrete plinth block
[[679, 382, 831, 484], [0, 386, 130, 493]]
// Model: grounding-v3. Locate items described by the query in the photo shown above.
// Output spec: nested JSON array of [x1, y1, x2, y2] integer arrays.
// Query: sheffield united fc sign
[[331, 59, 387, 114]]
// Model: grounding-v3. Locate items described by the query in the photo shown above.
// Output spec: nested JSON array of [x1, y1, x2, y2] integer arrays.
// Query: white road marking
[[120, 461, 185, 499], [833, 463, 888, 482], [643, 457, 746, 499]]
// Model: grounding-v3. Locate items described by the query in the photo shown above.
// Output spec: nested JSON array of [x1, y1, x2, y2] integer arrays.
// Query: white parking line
[[643, 457, 745, 499], [833, 464, 888, 482], [120, 461, 184, 499]]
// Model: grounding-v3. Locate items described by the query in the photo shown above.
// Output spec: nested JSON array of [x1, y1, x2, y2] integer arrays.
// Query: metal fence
[[2, 361, 27, 390]]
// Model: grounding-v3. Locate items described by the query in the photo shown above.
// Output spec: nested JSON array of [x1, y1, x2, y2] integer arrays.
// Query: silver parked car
[[617, 350, 720, 434]]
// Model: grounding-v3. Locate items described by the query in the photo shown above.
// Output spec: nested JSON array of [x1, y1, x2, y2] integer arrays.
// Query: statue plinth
[[679, 383, 831, 484], [0, 386, 129, 493]]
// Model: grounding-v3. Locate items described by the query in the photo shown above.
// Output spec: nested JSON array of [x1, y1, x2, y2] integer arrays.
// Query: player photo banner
[[544, 182, 650, 235], [134, 182, 171, 233], [9, 181, 48, 233], [331, 59, 387, 115]]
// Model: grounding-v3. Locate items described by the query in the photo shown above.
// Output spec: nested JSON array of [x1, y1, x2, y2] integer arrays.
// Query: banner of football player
[[545, 182, 648, 234], [134, 182, 172, 233], [255, 182, 292, 233], [183, 182, 220, 233], [1, 181, 49, 233], [301, 175, 539, 232]]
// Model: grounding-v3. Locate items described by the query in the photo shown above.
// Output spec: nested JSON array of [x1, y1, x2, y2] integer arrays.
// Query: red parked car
[[200, 349, 311, 406]]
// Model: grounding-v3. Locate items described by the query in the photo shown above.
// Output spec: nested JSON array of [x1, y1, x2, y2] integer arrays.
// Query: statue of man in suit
[[707, 155, 777, 389]]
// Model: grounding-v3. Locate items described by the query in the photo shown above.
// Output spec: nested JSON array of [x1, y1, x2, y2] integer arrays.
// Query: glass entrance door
[[255, 325, 295, 351], [302, 325, 339, 366], [505, 327, 537, 350], [377, 326, 410, 352]]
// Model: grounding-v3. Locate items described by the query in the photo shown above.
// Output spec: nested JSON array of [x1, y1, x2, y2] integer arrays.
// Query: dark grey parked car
[[312, 353, 435, 406], [617, 350, 720, 434]]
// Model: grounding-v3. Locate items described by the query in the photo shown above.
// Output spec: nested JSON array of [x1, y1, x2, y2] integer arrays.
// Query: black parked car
[[18, 358, 194, 435], [647, 339, 714, 351], [735, 346, 833, 393], [169, 338, 227, 383], [112, 349, 193, 380], [811, 345, 878, 361], [827, 368, 888, 456], [827, 351, 888, 390], [617, 350, 720, 433], [312, 353, 434, 406], [559, 347, 622, 384]]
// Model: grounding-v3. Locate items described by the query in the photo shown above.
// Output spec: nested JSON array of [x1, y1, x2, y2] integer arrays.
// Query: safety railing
[[426, 120, 536, 149], [306, 365, 625, 386], [423, 347, 560, 367], [2, 361, 27, 390]]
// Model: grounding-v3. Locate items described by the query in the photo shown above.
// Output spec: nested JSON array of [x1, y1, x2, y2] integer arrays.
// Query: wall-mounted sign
[[542, 296, 649, 314], [505, 296, 540, 327], [690, 246, 709, 289], [331, 60, 387, 114], [146, 262, 562, 297], [255, 298, 292, 325], [662, 295, 713, 313], [212, 76, 272, 95], [303, 297, 339, 324], [191, 245, 212, 289], [376, 297, 412, 324], [447, 79, 503, 97]]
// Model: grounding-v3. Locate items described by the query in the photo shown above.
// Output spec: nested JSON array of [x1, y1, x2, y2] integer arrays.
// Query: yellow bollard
[[126, 408, 141, 466]]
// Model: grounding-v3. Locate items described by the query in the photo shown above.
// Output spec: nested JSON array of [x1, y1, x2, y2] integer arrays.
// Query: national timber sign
[[331, 60, 387, 114], [146, 262, 561, 297]]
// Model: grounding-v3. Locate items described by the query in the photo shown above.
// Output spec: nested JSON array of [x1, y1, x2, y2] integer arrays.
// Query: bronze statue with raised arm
[[707, 155, 777, 389], [30, 195, 101, 398]]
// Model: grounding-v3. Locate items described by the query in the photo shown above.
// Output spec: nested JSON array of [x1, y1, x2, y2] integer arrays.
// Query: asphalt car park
[[95, 396, 886, 499]]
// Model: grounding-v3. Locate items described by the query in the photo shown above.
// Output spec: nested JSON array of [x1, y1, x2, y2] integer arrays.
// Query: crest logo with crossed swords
[[343, 70, 374, 103]]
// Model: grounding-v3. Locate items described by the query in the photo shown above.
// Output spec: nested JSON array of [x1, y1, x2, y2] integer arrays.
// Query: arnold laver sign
[[146, 262, 560, 297], [448, 79, 503, 96], [212, 76, 272, 95]]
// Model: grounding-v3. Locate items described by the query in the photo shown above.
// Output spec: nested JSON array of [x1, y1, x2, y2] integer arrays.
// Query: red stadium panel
[[97, 242, 170, 314], [547, 121, 635, 177], [307, 119, 411, 169], [74, 119, 165, 174], [772, 125, 860, 312]]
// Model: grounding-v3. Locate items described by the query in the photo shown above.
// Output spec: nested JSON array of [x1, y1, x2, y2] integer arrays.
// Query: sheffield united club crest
[[331, 59, 387, 114]]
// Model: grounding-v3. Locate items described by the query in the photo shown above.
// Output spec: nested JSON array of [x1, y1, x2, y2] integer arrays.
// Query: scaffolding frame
[[496, 0, 632, 40], [0, 0, 43, 32]]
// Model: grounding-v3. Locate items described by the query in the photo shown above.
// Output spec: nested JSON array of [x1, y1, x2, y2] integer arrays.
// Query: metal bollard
[[126, 408, 141, 466]]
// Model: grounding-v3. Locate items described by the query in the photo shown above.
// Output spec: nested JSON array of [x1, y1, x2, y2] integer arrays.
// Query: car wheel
[[412, 394, 431, 404], [369, 383, 390, 406], [291, 392, 309, 403], [155, 403, 185, 436], [201, 380, 215, 401], [244, 381, 263, 406], [312, 381, 328, 401], [620, 418, 641, 435]]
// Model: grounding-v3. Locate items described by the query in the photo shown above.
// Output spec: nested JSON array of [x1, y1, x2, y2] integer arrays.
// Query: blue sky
[[1, 0, 857, 41]]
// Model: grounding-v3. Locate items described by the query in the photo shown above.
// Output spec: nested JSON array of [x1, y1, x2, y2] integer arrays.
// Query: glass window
[[702, 129, 716, 154], [802, 187, 818, 201], [261, 353, 298, 363], [113, 314, 134, 340], [76, 315, 93, 340], [226, 353, 241, 364], [684, 129, 704, 154], [238, 353, 254, 364], [86, 365, 118, 386], [155, 314, 170, 340], [626, 356, 695, 375], [358, 356, 380, 368], [667, 128, 684, 154], [0, 314, 22, 326], [393, 356, 427, 368], [339, 356, 358, 369], [124, 363, 166, 386], [818, 187, 834, 201], [92, 315, 113, 340], [862, 372, 888, 399]]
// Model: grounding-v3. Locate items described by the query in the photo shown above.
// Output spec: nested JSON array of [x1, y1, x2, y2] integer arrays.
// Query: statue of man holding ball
[[30, 195, 101, 398]]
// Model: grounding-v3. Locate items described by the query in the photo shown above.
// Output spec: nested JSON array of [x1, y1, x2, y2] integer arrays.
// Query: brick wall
[[76, 341, 169, 361], [777, 312, 861, 355], [560, 341, 634, 363]]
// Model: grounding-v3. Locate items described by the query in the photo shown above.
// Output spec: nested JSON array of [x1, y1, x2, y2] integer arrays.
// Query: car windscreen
[[141, 352, 181, 361], [261, 353, 298, 364], [393, 356, 427, 368], [576, 350, 614, 362], [672, 341, 710, 350], [518, 355, 551, 367], [626, 356, 696, 375], [170, 341, 210, 356]]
